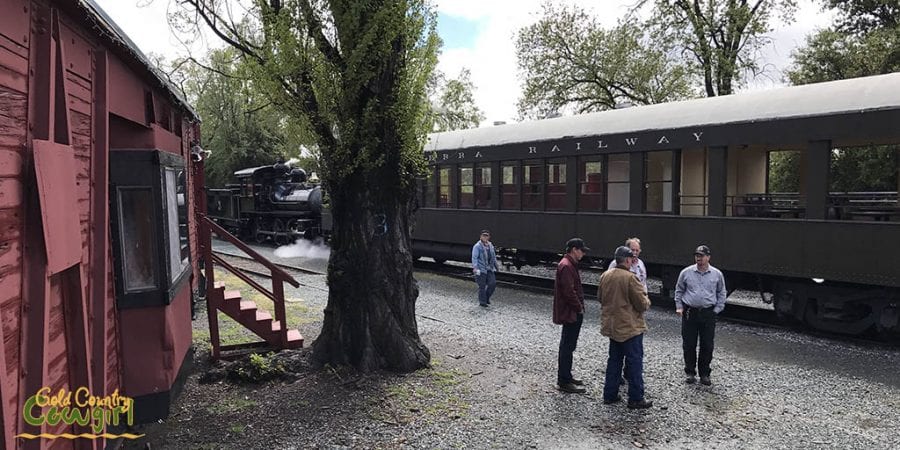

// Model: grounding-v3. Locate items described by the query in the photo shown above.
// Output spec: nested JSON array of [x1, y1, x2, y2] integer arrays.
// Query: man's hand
[[676, 308, 683, 317], [474, 269, 481, 276]]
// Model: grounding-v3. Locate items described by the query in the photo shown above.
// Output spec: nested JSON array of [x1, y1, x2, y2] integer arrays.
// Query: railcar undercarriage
[[412, 240, 900, 340]]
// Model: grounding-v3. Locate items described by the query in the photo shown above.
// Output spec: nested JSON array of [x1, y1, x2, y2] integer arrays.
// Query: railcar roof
[[426, 73, 900, 151]]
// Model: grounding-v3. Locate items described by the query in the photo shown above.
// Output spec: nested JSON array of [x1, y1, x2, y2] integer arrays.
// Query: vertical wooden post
[[629, 152, 643, 213], [708, 146, 728, 216], [273, 276, 287, 346], [89, 48, 109, 407], [21, 5, 52, 449], [805, 140, 831, 220]]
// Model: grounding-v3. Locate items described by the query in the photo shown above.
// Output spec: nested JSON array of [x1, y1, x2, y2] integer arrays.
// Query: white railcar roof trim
[[426, 73, 900, 151]]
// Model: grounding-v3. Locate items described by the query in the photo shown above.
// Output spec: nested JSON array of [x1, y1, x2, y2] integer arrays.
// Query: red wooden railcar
[[0, 0, 202, 447]]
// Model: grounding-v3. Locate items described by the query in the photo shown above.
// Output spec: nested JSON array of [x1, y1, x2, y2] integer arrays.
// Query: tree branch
[[298, 0, 345, 70]]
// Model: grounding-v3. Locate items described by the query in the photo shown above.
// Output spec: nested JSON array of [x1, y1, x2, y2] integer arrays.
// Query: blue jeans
[[603, 334, 645, 403], [476, 271, 496, 305]]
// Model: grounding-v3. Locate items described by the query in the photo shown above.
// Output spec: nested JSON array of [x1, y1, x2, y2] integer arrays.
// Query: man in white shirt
[[608, 238, 647, 292]]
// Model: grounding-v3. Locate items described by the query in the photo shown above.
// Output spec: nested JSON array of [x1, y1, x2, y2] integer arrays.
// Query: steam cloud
[[274, 238, 331, 260]]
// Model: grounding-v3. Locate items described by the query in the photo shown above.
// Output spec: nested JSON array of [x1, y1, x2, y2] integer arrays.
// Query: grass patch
[[370, 365, 471, 425], [206, 394, 259, 415]]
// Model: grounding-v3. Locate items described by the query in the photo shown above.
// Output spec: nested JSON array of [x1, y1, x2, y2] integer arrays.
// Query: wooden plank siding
[[0, 35, 26, 443]]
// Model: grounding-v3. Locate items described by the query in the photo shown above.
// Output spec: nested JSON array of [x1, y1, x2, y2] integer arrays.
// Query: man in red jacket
[[553, 238, 590, 393]]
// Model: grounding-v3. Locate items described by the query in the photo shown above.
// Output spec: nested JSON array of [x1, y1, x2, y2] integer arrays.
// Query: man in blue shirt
[[472, 230, 500, 307], [674, 245, 727, 386]]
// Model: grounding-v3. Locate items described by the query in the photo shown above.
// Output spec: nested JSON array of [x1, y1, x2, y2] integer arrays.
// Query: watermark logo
[[15, 387, 144, 440]]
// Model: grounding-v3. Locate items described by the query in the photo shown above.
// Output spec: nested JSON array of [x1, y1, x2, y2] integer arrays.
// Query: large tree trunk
[[312, 184, 430, 372]]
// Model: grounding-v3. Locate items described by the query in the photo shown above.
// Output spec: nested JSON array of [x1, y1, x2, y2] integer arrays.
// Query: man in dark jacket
[[553, 238, 590, 393]]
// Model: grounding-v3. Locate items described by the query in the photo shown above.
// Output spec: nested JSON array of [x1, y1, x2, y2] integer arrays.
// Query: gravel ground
[[131, 242, 900, 449]]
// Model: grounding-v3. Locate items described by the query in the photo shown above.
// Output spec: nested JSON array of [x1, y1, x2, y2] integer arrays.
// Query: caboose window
[[475, 164, 492, 208], [501, 164, 519, 209], [117, 187, 159, 292], [578, 157, 603, 211], [110, 150, 191, 308], [645, 151, 674, 213], [459, 166, 474, 208], [523, 159, 543, 210], [438, 167, 452, 208], [546, 159, 566, 211], [607, 153, 630, 211], [164, 167, 190, 282]]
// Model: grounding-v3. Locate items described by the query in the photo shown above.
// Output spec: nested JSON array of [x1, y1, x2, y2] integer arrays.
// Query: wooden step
[[214, 281, 225, 289], [285, 329, 304, 348]]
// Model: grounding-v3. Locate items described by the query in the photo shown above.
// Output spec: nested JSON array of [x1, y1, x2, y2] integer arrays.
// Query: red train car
[[0, 0, 201, 447]]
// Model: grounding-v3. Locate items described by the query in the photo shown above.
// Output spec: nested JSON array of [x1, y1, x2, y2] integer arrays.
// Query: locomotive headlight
[[812, 278, 825, 284]]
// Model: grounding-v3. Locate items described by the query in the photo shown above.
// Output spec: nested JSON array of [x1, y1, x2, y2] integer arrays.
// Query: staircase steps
[[210, 287, 304, 350]]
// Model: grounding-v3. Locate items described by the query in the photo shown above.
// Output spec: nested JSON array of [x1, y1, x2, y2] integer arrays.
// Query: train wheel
[[773, 290, 799, 324], [252, 221, 267, 244], [273, 218, 289, 245]]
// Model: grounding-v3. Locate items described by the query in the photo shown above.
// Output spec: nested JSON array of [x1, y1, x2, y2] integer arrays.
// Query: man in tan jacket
[[598, 246, 652, 409]]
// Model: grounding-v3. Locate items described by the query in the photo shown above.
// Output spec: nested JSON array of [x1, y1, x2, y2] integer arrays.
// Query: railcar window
[[679, 148, 707, 216], [523, 160, 543, 210], [501, 164, 519, 209], [438, 167, 452, 208], [826, 144, 899, 222], [424, 168, 436, 207], [578, 157, 603, 211], [607, 154, 630, 211], [546, 160, 566, 211], [645, 151, 674, 213], [475, 165, 492, 208], [459, 166, 474, 208]]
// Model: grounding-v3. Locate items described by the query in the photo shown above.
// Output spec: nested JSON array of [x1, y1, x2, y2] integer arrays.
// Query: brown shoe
[[557, 382, 586, 394]]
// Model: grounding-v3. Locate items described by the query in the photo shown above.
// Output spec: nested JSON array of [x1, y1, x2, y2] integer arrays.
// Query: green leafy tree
[[785, 0, 899, 193], [177, 0, 438, 372], [430, 68, 484, 131], [635, 0, 798, 96], [163, 47, 312, 188], [515, 3, 695, 119]]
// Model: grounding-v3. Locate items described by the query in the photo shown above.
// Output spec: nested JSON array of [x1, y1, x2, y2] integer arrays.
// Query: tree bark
[[312, 185, 430, 372]]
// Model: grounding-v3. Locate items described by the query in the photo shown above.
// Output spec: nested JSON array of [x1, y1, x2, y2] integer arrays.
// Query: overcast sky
[[93, 0, 833, 126]]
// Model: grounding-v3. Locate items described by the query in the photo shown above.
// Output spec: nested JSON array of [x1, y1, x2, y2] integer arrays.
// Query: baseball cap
[[565, 238, 590, 252], [614, 246, 634, 258], [694, 245, 711, 256]]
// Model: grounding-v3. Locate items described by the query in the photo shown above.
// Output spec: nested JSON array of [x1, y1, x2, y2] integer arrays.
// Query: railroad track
[[210, 250, 897, 348], [413, 260, 898, 348]]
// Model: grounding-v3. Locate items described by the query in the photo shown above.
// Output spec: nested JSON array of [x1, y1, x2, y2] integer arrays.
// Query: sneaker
[[479, 303, 488, 307], [700, 376, 711, 386], [570, 378, 584, 386], [603, 395, 622, 405], [557, 382, 586, 394], [627, 399, 653, 409], [685, 375, 697, 384]]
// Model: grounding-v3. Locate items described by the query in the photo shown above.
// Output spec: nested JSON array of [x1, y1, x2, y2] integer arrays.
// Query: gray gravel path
[[200, 241, 900, 449]]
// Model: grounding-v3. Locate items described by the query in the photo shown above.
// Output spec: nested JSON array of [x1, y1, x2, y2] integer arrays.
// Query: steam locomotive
[[207, 162, 326, 244]]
